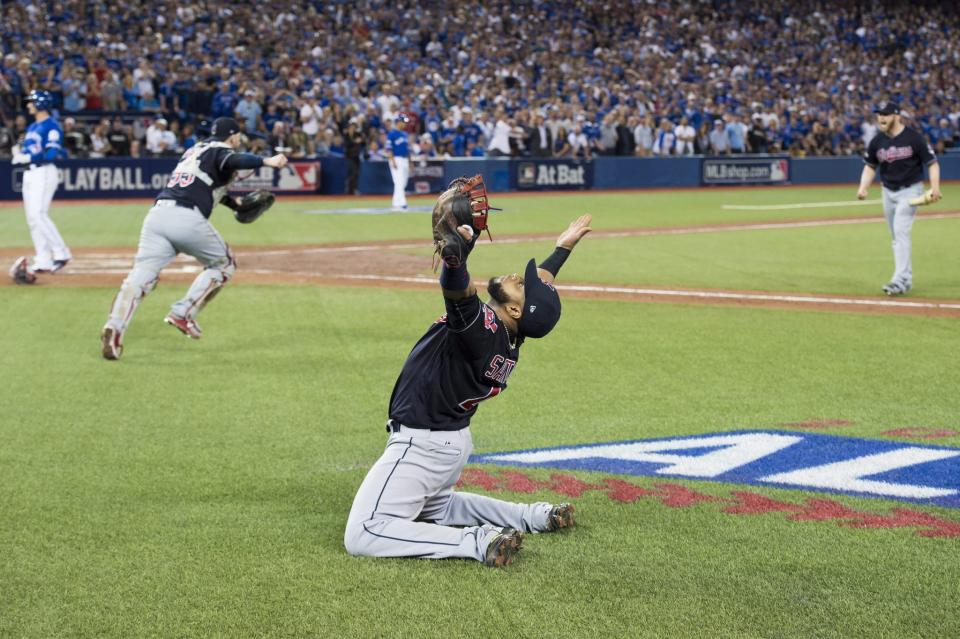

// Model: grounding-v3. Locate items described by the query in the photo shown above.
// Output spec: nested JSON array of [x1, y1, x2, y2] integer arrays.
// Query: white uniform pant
[[389, 157, 409, 209], [881, 183, 923, 287], [344, 424, 552, 562], [105, 203, 235, 334], [22, 164, 70, 270]]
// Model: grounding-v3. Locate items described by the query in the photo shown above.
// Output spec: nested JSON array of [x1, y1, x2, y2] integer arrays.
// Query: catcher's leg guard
[[169, 252, 236, 320], [104, 266, 161, 334]]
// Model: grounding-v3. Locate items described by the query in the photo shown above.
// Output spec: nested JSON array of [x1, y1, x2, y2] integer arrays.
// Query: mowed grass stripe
[[1, 285, 958, 637]]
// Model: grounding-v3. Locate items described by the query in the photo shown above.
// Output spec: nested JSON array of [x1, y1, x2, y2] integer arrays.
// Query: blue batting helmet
[[26, 90, 53, 111]]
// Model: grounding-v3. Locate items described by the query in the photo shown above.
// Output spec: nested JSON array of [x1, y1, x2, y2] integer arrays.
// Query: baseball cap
[[517, 259, 561, 339], [874, 102, 900, 116], [210, 117, 241, 140]]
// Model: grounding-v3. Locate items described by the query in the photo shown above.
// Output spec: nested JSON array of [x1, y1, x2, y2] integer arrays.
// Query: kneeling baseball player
[[344, 175, 592, 567], [101, 117, 286, 360]]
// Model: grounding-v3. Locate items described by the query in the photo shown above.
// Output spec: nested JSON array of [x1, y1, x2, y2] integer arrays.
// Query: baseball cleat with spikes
[[546, 503, 576, 531], [101, 327, 123, 360], [483, 527, 524, 567], [164, 313, 202, 339]]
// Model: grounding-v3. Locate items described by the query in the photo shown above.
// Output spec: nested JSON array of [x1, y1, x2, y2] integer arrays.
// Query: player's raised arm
[[432, 175, 496, 300], [537, 214, 593, 284]]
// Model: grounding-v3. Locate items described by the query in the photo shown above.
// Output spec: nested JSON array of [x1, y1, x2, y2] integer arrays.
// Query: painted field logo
[[472, 431, 960, 509]]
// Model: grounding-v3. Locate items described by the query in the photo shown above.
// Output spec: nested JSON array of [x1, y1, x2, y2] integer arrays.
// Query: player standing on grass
[[100, 117, 286, 360], [344, 176, 591, 567], [385, 113, 410, 211], [857, 102, 941, 296], [8, 90, 71, 285]]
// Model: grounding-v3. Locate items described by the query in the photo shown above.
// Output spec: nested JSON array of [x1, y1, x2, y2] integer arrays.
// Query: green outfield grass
[[2, 187, 959, 638], [1, 184, 958, 248]]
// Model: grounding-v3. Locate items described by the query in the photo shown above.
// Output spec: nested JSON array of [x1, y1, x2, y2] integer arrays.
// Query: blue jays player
[[100, 117, 288, 360], [8, 90, 70, 285], [386, 114, 410, 210], [344, 180, 592, 567]]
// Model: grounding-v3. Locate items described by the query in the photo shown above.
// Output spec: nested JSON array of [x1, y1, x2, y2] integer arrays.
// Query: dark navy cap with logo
[[210, 117, 241, 140], [518, 258, 561, 339], [874, 102, 900, 116]]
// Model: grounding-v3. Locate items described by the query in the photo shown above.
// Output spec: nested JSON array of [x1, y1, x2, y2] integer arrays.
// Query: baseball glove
[[908, 189, 940, 207], [431, 174, 497, 269], [224, 190, 276, 224]]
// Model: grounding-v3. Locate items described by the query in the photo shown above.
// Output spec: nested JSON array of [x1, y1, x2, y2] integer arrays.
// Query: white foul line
[[250, 212, 960, 256], [242, 271, 960, 312], [722, 200, 881, 210]]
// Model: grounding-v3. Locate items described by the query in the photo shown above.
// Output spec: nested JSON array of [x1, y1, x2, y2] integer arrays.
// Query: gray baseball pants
[[105, 201, 236, 335], [344, 423, 553, 562], [881, 182, 923, 287]]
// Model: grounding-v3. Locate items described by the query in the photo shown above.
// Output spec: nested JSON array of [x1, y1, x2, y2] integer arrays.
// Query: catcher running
[[101, 117, 286, 360], [344, 175, 592, 567]]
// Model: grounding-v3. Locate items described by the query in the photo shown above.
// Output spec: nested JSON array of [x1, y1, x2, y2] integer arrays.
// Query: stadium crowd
[[2, 0, 960, 172]]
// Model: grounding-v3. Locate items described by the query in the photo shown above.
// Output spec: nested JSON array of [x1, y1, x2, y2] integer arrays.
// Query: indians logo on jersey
[[876, 146, 914, 163]]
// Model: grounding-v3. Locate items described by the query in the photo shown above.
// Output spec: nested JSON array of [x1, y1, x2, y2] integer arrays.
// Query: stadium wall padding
[[2, 156, 959, 200]]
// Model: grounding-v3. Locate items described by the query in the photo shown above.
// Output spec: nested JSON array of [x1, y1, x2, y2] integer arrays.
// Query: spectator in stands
[[3, 0, 959, 161], [709, 119, 732, 155], [633, 115, 654, 156], [343, 120, 364, 195], [931, 118, 955, 154], [63, 117, 88, 156], [0, 120, 14, 158], [182, 123, 197, 150], [616, 113, 635, 156], [299, 93, 323, 155], [288, 124, 309, 158], [269, 121, 293, 155], [367, 138, 387, 161], [527, 112, 553, 157], [107, 119, 131, 156], [211, 82, 237, 118], [651, 119, 676, 157], [133, 59, 155, 99], [235, 90, 262, 135], [145, 117, 172, 155], [487, 109, 514, 157], [674, 117, 695, 155], [568, 124, 590, 159], [62, 66, 86, 113], [695, 121, 712, 155], [121, 73, 140, 111], [100, 72, 123, 111], [748, 116, 771, 154], [597, 113, 619, 156], [85, 74, 102, 111], [89, 120, 112, 158], [726, 114, 749, 153], [553, 126, 572, 157]]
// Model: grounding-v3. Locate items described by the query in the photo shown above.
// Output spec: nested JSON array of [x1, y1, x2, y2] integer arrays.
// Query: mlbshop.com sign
[[513, 159, 593, 190], [702, 157, 791, 185]]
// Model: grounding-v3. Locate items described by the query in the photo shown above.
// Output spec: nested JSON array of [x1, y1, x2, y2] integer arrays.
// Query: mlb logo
[[517, 163, 536, 186], [414, 181, 431, 194]]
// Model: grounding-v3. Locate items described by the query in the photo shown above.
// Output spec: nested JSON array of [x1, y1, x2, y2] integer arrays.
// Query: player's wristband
[[440, 263, 470, 290], [539, 247, 571, 277]]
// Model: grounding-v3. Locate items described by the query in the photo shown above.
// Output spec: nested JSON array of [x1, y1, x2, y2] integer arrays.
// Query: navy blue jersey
[[156, 141, 238, 218], [389, 294, 520, 431], [864, 126, 937, 191]]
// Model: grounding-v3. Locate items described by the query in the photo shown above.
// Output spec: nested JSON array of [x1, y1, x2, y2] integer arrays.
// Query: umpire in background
[[857, 102, 941, 296]]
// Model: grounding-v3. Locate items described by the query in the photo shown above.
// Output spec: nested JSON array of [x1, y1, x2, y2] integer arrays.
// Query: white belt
[[155, 199, 203, 215]]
